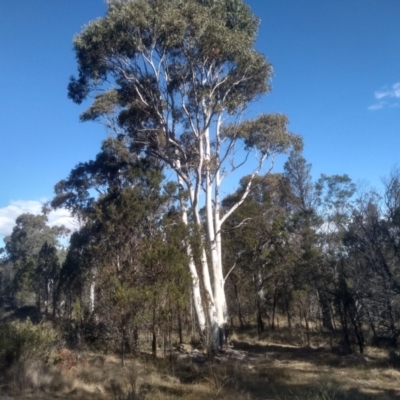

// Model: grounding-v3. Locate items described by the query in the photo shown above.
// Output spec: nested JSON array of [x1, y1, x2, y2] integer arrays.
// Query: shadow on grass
[[170, 357, 399, 400], [265, 384, 400, 400], [230, 339, 399, 370]]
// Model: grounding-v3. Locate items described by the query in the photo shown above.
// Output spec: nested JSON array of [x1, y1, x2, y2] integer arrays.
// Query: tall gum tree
[[68, 0, 301, 347]]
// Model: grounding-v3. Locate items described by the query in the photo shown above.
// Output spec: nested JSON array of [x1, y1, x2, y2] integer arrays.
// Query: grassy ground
[[1, 325, 400, 400], [1, 306, 399, 399]]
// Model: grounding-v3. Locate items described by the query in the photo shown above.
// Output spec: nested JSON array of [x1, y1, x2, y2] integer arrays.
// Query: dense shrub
[[0, 319, 57, 368]]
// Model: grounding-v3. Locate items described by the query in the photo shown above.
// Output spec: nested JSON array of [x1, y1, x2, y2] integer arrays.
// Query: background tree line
[[2, 146, 400, 356]]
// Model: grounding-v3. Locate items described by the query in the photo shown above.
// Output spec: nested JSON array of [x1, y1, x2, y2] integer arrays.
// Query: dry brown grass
[[2, 329, 400, 400]]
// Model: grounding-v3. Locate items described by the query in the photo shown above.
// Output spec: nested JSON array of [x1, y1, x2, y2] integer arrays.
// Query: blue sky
[[0, 0, 399, 241]]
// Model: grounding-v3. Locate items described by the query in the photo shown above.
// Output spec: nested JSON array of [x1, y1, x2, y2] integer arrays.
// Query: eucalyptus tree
[[314, 174, 365, 351], [55, 153, 190, 355], [283, 151, 320, 287], [37, 242, 60, 316], [342, 175, 400, 345], [68, 0, 301, 346], [53, 138, 165, 317], [1, 213, 67, 306], [4, 214, 64, 265], [283, 152, 330, 332], [222, 173, 291, 334]]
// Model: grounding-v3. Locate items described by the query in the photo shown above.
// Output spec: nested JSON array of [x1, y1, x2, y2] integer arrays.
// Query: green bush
[[0, 319, 57, 368]]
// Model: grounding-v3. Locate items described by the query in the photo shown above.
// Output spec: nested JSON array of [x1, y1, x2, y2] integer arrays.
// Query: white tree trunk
[[176, 165, 207, 332], [89, 267, 98, 315], [188, 257, 207, 332], [200, 247, 219, 344], [90, 278, 95, 314], [204, 124, 228, 347]]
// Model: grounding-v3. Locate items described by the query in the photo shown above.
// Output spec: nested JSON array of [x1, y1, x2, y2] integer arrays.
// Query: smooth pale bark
[[90, 269, 97, 315], [201, 112, 271, 347], [175, 127, 221, 343], [45, 279, 51, 315], [200, 247, 219, 342], [184, 213, 207, 335], [90, 280, 95, 314], [213, 115, 229, 330], [176, 164, 207, 332], [204, 126, 225, 330], [201, 114, 268, 346], [188, 257, 206, 332]]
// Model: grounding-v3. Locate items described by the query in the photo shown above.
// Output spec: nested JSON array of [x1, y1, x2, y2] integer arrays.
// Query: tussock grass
[[0, 359, 107, 399], [2, 325, 400, 399]]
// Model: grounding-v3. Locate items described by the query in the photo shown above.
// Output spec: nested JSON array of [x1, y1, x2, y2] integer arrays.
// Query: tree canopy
[[66, 0, 301, 348]]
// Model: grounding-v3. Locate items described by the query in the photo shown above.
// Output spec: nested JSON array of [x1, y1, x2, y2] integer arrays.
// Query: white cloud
[[370, 82, 400, 110], [392, 82, 400, 97], [0, 200, 77, 238], [368, 102, 385, 111], [375, 89, 392, 100]]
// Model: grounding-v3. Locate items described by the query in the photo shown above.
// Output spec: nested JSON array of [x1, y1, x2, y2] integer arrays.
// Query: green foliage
[[64, 0, 302, 350], [315, 173, 356, 226], [71, 298, 83, 323], [12, 259, 36, 305], [70, 0, 269, 109], [0, 319, 57, 368], [53, 141, 191, 352], [1, 213, 67, 307], [67, 0, 300, 179], [222, 114, 302, 155], [4, 214, 67, 264]]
